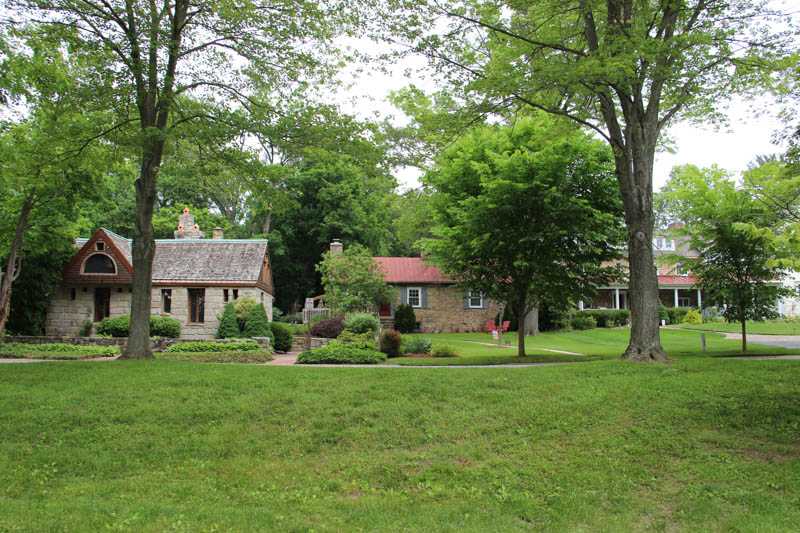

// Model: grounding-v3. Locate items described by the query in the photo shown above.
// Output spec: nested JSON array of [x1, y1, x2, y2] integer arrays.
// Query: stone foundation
[[292, 335, 332, 352]]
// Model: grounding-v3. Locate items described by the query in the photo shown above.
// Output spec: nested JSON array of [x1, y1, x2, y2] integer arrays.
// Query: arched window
[[83, 254, 116, 274]]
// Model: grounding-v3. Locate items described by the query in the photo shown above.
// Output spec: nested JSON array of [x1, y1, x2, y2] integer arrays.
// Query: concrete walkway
[[720, 332, 800, 350]]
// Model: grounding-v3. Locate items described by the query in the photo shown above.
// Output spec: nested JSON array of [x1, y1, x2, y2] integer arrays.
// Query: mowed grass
[[677, 320, 800, 335], [2, 359, 800, 532], [388, 328, 798, 365]]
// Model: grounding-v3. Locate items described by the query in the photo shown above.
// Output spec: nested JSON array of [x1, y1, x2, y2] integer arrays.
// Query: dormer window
[[95, 241, 105, 251], [82, 254, 116, 274]]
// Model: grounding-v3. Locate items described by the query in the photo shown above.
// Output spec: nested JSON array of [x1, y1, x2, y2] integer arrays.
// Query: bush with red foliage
[[309, 314, 346, 338], [379, 329, 402, 357]]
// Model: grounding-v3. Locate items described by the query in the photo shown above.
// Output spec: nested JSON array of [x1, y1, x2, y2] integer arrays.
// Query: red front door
[[379, 303, 392, 317]]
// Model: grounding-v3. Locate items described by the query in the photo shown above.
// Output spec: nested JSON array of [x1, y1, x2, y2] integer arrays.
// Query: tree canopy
[[423, 116, 626, 357]]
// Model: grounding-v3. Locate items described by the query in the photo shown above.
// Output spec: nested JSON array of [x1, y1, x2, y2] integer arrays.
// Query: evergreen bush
[[682, 308, 703, 325], [216, 303, 241, 339], [296, 342, 386, 364], [231, 296, 257, 331], [244, 304, 271, 338], [94, 315, 180, 338], [393, 304, 417, 333], [658, 300, 670, 325], [379, 329, 402, 357], [150, 316, 181, 338], [270, 322, 294, 352], [666, 307, 690, 325]]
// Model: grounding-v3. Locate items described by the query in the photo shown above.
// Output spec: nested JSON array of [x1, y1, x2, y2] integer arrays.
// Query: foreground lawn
[[1, 359, 799, 532], [676, 320, 800, 335], [390, 328, 797, 365]]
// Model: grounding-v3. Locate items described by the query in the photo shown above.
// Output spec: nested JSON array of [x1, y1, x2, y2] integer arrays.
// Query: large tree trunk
[[121, 148, 163, 359], [0, 191, 34, 340], [523, 306, 539, 336]]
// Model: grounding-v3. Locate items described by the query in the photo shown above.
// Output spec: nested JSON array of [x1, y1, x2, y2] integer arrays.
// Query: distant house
[[585, 223, 704, 311], [46, 209, 274, 339], [371, 255, 500, 333]]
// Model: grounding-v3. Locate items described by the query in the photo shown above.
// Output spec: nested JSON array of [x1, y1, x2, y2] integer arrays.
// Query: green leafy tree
[[377, 0, 796, 361], [423, 117, 626, 357], [657, 165, 794, 351], [317, 244, 394, 314], [216, 303, 241, 339], [7, 0, 357, 358]]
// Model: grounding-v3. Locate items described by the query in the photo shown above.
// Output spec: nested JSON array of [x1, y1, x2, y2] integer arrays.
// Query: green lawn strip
[[419, 328, 797, 361], [0, 359, 798, 531], [0, 342, 119, 359], [675, 320, 800, 335]]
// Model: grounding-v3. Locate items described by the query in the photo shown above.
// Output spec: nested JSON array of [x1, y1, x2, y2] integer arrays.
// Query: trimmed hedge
[[571, 315, 597, 330], [165, 341, 263, 353], [573, 309, 630, 328], [270, 322, 294, 352], [155, 350, 273, 363], [0, 342, 119, 359], [296, 342, 387, 364], [95, 315, 181, 338]]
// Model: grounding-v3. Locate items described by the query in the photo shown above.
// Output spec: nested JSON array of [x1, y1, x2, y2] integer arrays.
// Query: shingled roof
[[73, 229, 271, 288]]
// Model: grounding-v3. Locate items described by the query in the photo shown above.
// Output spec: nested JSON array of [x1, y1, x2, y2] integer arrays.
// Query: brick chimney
[[330, 239, 343, 256], [212, 227, 224, 240], [174, 208, 205, 239]]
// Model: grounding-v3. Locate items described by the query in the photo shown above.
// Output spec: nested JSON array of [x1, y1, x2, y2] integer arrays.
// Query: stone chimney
[[330, 239, 343, 256], [174, 208, 205, 239], [212, 227, 224, 240]]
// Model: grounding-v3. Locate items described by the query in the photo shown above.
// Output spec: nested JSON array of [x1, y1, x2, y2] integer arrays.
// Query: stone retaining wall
[[5, 336, 270, 353], [291, 335, 332, 352]]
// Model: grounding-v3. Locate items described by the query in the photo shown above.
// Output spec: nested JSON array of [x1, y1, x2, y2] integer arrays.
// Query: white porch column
[[615, 288, 620, 309], [579, 300, 584, 311], [697, 289, 702, 308], [674, 288, 679, 307]]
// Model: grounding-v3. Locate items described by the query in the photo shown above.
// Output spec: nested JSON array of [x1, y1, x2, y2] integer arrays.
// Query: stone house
[[46, 209, 274, 339], [372, 256, 500, 333]]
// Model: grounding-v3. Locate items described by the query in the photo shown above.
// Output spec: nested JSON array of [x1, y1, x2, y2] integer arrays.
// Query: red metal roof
[[373, 257, 456, 283], [657, 275, 697, 286]]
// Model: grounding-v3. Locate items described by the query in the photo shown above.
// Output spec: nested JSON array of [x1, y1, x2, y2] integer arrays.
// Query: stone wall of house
[[46, 285, 273, 339], [6, 336, 270, 352], [390, 285, 500, 333]]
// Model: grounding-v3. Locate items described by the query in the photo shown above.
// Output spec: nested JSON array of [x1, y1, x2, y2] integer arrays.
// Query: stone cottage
[[46, 209, 274, 339], [371, 255, 500, 333]]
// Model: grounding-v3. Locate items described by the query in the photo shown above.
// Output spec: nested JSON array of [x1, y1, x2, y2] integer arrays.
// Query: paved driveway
[[723, 333, 800, 350]]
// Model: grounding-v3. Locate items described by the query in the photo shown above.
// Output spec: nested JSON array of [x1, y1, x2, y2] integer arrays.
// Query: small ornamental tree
[[216, 303, 241, 339], [244, 304, 271, 338], [317, 244, 394, 314]]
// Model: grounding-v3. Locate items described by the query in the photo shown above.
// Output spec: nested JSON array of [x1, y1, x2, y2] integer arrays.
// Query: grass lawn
[[676, 320, 800, 335], [1, 359, 799, 531], [388, 328, 798, 365]]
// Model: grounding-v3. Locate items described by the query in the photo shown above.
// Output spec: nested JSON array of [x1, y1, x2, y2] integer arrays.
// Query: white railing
[[302, 307, 330, 324]]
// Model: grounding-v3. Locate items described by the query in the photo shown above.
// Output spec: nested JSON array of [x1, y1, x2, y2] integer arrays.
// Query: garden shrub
[[393, 304, 417, 333], [666, 307, 690, 325], [574, 309, 630, 328], [150, 316, 181, 338], [539, 303, 570, 331], [658, 301, 670, 325], [343, 312, 380, 335], [310, 314, 346, 338], [296, 342, 386, 364], [431, 343, 460, 357], [402, 336, 432, 354], [379, 329, 402, 357], [270, 321, 294, 352], [244, 304, 271, 338], [165, 341, 262, 353], [337, 330, 376, 344], [95, 314, 180, 338], [0, 342, 118, 359], [231, 296, 257, 331], [570, 314, 596, 330], [216, 303, 241, 339], [682, 308, 703, 325], [95, 315, 131, 337]]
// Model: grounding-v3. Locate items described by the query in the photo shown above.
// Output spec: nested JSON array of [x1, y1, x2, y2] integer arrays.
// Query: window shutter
[[463, 289, 469, 309], [401, 287, 408, 305], [390, 302, 395, 317], [482, 296, 488, 309], [421, 287, 428, 309]]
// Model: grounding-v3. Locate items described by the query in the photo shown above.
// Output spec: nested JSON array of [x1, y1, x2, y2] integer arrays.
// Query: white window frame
[[678, 297, 692, 308], [407, 287, 422, 308], [653, 237, 675, 250], [675, 264, 687, 276], [468, 290, 483, 308]]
